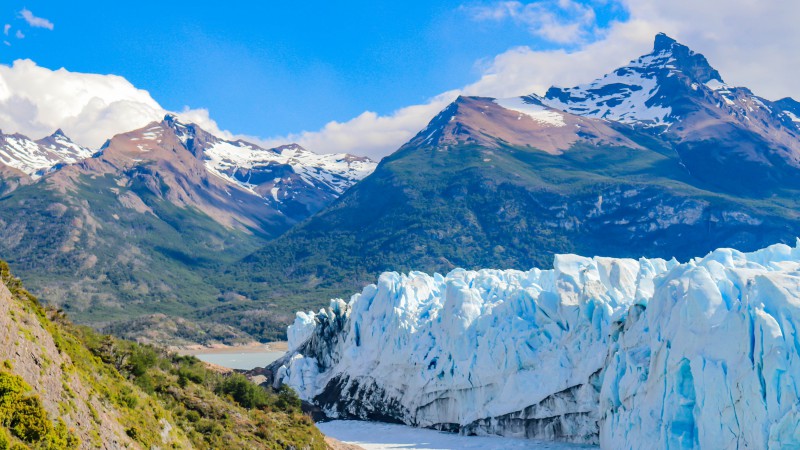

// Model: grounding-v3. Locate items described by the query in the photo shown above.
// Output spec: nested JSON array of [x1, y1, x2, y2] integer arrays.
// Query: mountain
[[0, 129, 93, 194], [0, 260, 325, 449], [270, 240, 800, 448], [0, 128, 93, 178], [225, 34, 800, 336], [0, 116, 375, 344], [537, 33, 800, 192], [165, 114, 374, 222]]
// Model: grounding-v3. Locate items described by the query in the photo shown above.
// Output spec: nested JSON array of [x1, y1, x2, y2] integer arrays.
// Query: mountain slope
[[0, 261, 325, 449], [0, 117, 374, 344], [223, 35, 800, 337]]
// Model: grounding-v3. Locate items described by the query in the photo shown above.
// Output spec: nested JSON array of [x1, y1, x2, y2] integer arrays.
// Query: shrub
[[215, 373, 269, 409], [0, 427, 9, 450], [127, 346, 158, 378], [276, 384, 302, 411], [9, 396, 51, 442], [0, 370, 79, 448], [184, 410, 201, 423]]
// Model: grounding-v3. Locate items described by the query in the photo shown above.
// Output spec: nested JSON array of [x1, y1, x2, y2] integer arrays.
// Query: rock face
[[271, 240, 800, 448]]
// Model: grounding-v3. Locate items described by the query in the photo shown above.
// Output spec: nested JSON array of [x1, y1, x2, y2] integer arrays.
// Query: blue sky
[[0, 1, 625, 138]]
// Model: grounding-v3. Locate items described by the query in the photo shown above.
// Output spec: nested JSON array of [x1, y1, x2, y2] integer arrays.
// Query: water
[[193, 350, 285, 370], [318, 420, 599, 450]]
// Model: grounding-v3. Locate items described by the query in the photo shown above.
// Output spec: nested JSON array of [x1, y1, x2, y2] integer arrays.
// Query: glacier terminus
[[270, 240, 800, 449]]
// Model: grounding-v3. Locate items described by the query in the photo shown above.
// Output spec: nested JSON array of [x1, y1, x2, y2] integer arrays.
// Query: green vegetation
[[0, 367, 79, 449], [0, 262, 325, 449], [0, 171, 270, 345]]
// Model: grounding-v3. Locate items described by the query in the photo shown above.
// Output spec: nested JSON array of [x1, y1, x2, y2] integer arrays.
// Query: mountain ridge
[[0, 116, 376, 344]]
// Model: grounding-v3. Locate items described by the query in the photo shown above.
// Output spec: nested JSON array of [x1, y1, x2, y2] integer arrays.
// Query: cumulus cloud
[[19, 9, 54, 30], [255, 91, 459, 160], [0, 59, 230, 149]]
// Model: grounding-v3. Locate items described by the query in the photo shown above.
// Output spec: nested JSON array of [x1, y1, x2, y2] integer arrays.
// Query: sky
[[0, 1, 799, 159]]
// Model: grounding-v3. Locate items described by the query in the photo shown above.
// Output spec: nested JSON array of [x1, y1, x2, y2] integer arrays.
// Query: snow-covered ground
[[318, 420, 597, 450]]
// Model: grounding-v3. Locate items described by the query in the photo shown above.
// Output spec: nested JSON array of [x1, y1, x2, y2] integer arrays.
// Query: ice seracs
[[271, 240, 800, 449]]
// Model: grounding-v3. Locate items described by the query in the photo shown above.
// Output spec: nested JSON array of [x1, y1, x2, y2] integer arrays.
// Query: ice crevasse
[[269, 240, 800, 449]]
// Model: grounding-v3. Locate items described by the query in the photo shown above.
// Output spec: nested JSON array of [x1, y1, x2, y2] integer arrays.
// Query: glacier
[[269, 241, 800, 448]]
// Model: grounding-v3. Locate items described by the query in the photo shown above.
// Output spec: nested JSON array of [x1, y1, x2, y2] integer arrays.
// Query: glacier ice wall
[[270, 241, 800, 448]]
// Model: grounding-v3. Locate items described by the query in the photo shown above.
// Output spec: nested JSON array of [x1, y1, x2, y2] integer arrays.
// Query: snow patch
[[494, 97, 566, 127], [0, 132, 92, 177], [784, 110, 800, 123], [318, 420, 596, 450]]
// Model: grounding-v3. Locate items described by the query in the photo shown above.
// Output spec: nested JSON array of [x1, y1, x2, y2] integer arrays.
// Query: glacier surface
[[271, 241, 800, 448]]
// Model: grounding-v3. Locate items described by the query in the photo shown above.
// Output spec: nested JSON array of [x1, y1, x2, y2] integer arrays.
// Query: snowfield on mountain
[[272, 239, 800, 449]]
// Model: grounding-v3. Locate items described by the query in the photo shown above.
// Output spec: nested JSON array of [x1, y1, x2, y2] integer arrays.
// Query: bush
[[215, 374, 270, 409], [276, 384, 302, 412], [0, 370, 79, 448], [184, 410, 201, 423], [176, 364, 205, 386], [127, 346, 158, 378], [9, 396, 51, 442]]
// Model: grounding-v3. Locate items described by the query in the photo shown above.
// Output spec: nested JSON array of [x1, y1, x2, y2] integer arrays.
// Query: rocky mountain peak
[[536, 34, 733, 126], [652, 32, 677, 52], [647, 33, 722, 84]]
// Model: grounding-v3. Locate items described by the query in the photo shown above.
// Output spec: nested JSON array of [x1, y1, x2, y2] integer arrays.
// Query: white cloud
[[256, 91, 459, 160], [0, 59, 229, 149], [462, 0, 601, 45], [19, 9, 54, 30], [15, 30, 24, 39], [175, 106, 235, 140], [3, 24, 10, 36]]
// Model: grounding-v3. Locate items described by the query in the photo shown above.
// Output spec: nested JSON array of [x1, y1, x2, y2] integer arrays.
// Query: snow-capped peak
[[150, 116, 377, 213], [0, 129, 92, 178], [162, 114, 195, 145], [203, 138, 375, 200], [538, 33, 722, 127]]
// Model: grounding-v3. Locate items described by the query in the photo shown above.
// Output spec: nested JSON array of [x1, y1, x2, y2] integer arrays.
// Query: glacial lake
[[193, 350, 285, 370], [318, 420, 599, 450]]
